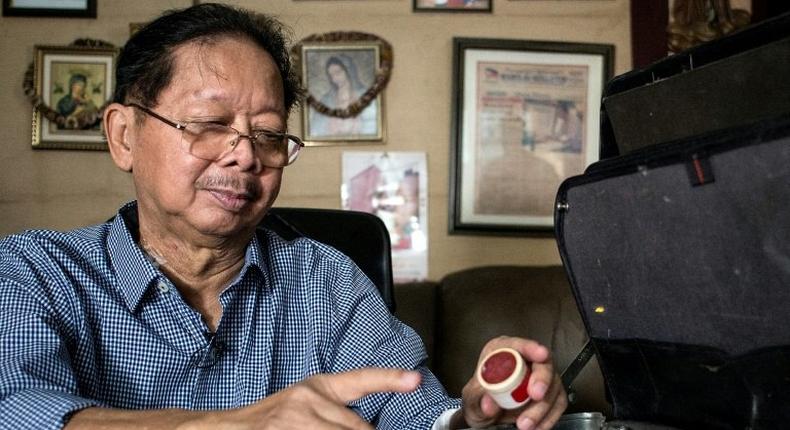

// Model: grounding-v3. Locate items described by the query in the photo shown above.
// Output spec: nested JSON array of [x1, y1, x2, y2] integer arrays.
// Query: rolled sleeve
[[0, 274, 99, 429], [1, 389, 101, 430], [324, 256, 462, 429]]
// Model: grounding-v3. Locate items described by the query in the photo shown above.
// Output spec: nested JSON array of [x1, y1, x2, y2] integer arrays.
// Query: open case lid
[[598, 11, 790, 159], [554, 115, 790, 429]]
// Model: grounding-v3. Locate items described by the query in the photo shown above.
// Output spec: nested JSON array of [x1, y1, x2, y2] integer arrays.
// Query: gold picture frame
[[291, 32, 392, 146], [30, 43, 118, 150]]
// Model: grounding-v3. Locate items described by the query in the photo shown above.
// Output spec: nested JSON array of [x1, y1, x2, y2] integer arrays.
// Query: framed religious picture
[[449, 38, 614, 235], [292, 32, 392, 145], [413, 0, 491, 13], [29, 43, 118, 150], [2, 0, 97, 17]]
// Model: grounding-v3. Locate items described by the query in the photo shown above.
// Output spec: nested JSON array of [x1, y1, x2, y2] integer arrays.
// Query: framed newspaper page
[[449, 38, 613, 235]]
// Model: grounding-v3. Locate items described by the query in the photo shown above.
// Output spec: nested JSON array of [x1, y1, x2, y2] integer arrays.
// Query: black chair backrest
[[259, 207, 396, 313]]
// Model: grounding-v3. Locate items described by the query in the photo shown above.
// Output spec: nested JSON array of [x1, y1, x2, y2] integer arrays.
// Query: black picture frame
[[449, 37, 614, 236], [2, 0, 97, 18], [413, 0, 492, 13]]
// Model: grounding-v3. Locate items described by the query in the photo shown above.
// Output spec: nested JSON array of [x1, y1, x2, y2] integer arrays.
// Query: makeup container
[[475, 347, 531, 409]]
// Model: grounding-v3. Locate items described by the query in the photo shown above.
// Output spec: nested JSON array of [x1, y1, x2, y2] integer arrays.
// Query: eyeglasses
[[126, 103, 304, 168]]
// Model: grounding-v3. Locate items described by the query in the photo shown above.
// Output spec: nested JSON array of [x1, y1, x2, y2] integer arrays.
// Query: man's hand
[[206, 368, 422, 429], [455, 337, 567, 430], [68, 368, 421, 430]]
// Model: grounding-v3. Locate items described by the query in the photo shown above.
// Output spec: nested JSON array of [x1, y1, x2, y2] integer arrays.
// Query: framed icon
[[292, 32, 392, 145], [30, 44, 118, 150]]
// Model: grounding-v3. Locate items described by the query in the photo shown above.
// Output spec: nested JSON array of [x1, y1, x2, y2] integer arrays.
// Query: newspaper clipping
[[342, 151, 428, 281]]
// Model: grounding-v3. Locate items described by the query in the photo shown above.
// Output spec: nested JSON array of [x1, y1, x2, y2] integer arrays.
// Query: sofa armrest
[[394, 281, 439, 371]]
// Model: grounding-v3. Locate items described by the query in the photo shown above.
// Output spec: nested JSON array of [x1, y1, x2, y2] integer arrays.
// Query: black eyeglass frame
[[125, 103, 304, 167]]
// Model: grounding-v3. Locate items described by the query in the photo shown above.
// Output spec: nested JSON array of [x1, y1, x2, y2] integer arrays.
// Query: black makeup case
[[554, 12, 790, 430]]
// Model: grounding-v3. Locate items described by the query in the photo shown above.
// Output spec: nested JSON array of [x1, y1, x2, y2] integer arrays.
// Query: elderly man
[[0, 4, 566, 429]]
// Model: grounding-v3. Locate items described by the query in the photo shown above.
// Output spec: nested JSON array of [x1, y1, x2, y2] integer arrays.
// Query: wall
[[0, 1, 188, 235], [0, 0, 632, 280]]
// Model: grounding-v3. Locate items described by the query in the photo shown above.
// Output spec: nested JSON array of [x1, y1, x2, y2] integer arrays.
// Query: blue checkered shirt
[[0, 202, 460, 429]]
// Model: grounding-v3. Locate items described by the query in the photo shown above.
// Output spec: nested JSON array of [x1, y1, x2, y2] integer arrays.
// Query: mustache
[[195, 175, 262, 199]]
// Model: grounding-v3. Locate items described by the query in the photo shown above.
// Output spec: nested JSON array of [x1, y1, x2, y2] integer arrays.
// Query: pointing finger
[[321, 368, 421, 403]]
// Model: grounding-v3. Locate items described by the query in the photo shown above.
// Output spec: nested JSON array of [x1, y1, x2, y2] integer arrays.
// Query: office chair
[[259, 207, 396, 313]]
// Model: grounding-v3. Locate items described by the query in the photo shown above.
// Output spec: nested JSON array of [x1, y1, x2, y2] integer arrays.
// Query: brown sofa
[[394, 265, 609, 414]]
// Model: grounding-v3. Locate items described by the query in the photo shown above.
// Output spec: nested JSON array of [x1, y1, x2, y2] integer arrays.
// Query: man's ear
[[103, 103, 134, 172]]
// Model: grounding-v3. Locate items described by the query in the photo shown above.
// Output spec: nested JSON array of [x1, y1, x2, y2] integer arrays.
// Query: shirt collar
[[107, 202, 161, 312], [107, 201, 269, 312], [245, 231, 267, 277]]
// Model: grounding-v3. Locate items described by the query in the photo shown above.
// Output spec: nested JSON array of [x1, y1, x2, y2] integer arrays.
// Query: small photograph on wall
[[342, 151, 428, 282], [413, 0, 491, 13], [2, 0, 97, 18], [302, 46, 384, 143], [32, 44, 118, 150]]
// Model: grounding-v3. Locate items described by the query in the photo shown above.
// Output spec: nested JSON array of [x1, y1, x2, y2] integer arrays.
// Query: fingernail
[[481, 394, 499, 416], [402, 371, 421, 387], [531, 382, 548, 399], [517, 416, 535, 430]]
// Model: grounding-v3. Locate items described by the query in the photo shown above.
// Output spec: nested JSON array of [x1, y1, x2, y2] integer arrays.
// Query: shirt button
[[157, 281, 171, 294]]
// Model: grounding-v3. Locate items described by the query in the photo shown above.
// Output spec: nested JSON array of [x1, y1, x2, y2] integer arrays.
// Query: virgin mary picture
[[303, 48, 383, 142]]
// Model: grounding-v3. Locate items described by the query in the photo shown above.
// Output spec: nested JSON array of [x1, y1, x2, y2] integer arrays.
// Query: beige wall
[[0, 0, 632, 280]]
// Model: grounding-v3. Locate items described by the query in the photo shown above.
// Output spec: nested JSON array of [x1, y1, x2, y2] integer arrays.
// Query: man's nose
[[222, 134, 260, 172]]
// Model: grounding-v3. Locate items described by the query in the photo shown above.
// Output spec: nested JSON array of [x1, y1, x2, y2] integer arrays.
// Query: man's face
[[129, 37, 287, 240]]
